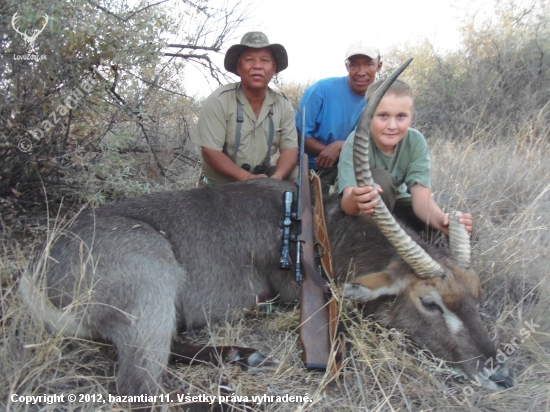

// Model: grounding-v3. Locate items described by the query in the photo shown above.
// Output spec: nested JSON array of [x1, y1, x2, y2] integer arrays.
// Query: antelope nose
[[490, 372, 514, 389]]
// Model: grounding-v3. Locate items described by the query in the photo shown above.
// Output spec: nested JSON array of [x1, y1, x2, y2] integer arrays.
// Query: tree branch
[[86, 0, 168, 22], [125, 0, 169, 21], [164, 53, 210, 59], [166, 44, 221, 52]]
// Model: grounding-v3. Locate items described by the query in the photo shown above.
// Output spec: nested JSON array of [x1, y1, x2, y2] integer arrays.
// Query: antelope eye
[[420, 297, 440, 310]]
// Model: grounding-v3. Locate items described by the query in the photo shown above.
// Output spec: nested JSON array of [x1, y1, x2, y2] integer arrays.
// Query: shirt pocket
[[270, 128, 282, 155]]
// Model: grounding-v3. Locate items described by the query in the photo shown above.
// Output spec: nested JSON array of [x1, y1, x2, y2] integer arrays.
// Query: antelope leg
[[170, 341, 267, 367]]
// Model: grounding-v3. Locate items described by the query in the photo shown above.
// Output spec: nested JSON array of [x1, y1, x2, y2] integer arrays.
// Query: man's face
[[237, 48, 276, 93], [370, 94, 413, 155], [346, 55, 382, 95]]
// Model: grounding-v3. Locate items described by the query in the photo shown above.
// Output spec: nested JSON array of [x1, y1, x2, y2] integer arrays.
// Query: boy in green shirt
[[337, 79, 472, 236]]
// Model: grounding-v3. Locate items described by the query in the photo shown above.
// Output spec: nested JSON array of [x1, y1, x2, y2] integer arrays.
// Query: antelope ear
[[342, 270, 412, 303]]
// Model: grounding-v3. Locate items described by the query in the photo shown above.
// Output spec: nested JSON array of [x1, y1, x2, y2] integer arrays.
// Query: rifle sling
[[311, 173, 344, 378], [311, 173, 334, 280]]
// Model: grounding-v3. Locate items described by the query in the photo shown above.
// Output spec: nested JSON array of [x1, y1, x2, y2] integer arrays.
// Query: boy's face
[[370, 94, 413, 155]]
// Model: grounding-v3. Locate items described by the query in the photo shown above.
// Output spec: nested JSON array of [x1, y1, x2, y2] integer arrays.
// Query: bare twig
[[166, 44, 221, 52], [86, 0, 168, 22], [164, 53, 210, 59], [125, 0, 169, 21]]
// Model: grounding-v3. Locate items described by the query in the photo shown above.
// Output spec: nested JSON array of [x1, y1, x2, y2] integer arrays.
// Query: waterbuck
[[19, 62, 512, 398]]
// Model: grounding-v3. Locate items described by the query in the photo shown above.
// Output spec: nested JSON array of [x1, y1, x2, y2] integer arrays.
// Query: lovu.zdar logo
[[11, 11, 48, 59]]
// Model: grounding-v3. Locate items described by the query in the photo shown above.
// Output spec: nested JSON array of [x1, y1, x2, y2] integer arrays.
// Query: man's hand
[[272, 147, 298, 181], [315, 140, 345, 170], [249, 173, 268, 180], [202, 146, 264, 182]]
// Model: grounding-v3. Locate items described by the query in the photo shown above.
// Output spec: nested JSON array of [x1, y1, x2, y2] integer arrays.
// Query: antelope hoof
[[246, 352, 267, 367], [228, 349, 267, 368]]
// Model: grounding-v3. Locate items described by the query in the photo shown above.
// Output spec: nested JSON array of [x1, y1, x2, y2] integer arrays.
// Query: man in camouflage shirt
[[197, 32, 298, 186]]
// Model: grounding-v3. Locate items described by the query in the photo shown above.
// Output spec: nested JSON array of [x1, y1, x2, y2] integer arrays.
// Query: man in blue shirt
[[296, 41, 382, 194]]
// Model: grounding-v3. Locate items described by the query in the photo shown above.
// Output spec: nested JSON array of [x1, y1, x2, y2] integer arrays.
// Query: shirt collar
[[236, 83, 275, 123]]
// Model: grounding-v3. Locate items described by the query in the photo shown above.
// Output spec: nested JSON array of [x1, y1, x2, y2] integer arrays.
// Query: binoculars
[[242, 163, 268, 175]]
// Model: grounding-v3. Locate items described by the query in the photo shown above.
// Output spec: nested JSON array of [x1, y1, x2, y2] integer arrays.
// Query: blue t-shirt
[[296, 76, 366, 169]]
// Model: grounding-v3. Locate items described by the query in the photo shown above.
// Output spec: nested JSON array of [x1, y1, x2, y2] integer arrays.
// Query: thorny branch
[[99, 65, 174, 183]]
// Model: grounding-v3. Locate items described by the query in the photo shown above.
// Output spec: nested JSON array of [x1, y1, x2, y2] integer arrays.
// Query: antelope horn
[[353, 58, 445, 279], [449, 211, 471, 269]]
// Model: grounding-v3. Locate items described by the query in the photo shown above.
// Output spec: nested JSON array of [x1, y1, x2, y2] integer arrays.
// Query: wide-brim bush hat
[[224, 31, 288, 75]]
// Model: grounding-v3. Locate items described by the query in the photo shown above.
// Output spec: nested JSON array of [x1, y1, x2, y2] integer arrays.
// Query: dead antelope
[[19, 63, 512, 399]]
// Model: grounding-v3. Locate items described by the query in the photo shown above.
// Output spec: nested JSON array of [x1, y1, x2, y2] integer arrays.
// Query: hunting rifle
[[279, 107, 331, 370]]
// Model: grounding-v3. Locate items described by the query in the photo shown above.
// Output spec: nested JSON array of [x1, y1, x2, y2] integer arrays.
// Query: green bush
[[0, 0, 245, 208]]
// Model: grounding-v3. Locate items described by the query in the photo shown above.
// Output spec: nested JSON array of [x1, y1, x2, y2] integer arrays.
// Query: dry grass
[[1, 131, 549, 411]]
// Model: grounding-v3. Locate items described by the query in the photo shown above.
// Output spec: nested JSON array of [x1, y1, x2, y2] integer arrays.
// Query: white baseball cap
[[345, 41, 380, 60]]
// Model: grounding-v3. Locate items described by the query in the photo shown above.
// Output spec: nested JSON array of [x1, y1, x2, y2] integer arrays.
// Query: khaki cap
[[224, 31, 288, 75]]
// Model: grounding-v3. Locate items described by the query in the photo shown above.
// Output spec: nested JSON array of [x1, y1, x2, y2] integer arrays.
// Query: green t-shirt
[[336, 128, 431, 199]]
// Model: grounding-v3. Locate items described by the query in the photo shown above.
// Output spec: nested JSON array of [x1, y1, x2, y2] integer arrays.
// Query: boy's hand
[[351, 185, 383, 215], [441, 213, 473, 236]]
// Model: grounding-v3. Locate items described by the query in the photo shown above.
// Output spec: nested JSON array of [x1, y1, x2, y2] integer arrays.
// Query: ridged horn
[[449, 211, 471, 269], [353, 58, 445, 279]]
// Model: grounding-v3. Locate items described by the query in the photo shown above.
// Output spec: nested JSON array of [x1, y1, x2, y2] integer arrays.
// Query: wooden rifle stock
[[298, 155, 331, 370]]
